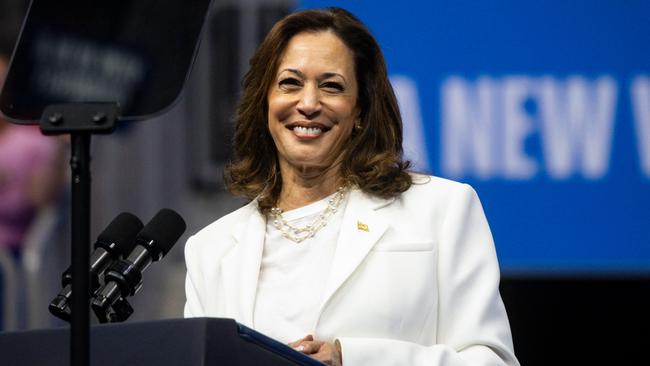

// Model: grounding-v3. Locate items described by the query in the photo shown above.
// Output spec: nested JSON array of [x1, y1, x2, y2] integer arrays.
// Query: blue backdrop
[[298, 0, 650, 274]]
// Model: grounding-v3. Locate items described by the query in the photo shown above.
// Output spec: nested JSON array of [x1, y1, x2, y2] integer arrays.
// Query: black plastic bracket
[[39, 102, 119, 135]]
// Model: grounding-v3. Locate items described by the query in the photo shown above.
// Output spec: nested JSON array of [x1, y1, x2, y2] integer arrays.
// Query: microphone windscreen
[[139, 208, 186, 258], [96, 212, 144, 254]]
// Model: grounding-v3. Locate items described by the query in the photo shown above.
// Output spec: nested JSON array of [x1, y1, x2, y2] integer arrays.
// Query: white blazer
[[184, 175, 519, 366]]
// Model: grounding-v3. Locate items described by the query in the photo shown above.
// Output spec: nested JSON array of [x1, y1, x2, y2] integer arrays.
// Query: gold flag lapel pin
[[357, 221, 369, 232]]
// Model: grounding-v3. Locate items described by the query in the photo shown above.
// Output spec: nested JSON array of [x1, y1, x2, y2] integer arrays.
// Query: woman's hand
[[288, 334, 343, 366]]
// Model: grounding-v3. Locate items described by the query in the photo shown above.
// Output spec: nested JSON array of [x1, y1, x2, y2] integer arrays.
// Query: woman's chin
[[282, 159, 340, 177]]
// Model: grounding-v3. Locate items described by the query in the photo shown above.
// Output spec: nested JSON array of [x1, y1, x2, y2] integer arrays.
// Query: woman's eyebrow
[[321, 72, 347, 83], [279, 68, 304, 78], [279, 69, 347, 83]]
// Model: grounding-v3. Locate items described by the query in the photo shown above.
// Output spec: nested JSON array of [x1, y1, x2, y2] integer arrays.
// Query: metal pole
[[70, 133, 91, 366]]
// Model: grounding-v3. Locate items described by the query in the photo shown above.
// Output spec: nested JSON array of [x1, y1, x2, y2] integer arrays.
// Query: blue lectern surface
[[0, 317, 324, 366]]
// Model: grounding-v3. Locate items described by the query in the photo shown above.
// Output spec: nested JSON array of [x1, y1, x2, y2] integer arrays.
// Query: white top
[[253, 192, 347, 343]]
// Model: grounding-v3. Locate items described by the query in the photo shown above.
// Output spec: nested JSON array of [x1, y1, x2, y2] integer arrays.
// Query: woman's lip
[[285, 121, 330, 130], [292, 125, 328, 139]]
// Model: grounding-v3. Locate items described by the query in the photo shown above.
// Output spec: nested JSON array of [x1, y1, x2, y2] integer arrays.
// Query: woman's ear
[[353, 108, 362, 131]]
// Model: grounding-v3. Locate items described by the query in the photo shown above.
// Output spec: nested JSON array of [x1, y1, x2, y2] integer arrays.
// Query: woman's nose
[[296, 84, 321, 117]]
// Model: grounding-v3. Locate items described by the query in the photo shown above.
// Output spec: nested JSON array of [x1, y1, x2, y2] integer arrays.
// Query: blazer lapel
[[319, 189, 392, 314], [220, 202, 266, 327]]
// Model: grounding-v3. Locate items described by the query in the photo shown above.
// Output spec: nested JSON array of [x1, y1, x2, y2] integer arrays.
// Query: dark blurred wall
[[501, 277, 650, 365], [0, 0, 27, 54]]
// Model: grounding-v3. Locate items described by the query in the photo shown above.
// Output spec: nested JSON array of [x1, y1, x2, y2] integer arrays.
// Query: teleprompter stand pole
[[69, 133, 91, 366], [40, 103, 119, 366]]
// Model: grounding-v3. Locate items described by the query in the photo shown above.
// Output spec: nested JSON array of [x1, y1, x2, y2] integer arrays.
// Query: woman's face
[[267, 31, 358, 175]]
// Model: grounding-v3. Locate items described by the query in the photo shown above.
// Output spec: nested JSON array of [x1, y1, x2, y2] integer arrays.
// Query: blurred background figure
[[0, 52, 64, 260], [0, 12, 67, 330]]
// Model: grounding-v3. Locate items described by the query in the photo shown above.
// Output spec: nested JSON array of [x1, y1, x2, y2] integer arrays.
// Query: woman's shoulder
[[406, 172, 477, 199], [393, 173, 484, 219]]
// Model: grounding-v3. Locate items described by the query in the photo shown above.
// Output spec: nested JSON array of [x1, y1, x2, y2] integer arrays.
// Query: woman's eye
[[279, 78, 301, 87], [321, 82, 344, 92]]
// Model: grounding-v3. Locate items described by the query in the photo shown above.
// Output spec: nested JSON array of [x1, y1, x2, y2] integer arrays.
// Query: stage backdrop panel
[[298, 0, 650, 274]]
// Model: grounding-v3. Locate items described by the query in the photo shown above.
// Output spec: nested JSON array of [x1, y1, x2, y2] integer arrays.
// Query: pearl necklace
[[269, 186, 347, 243]]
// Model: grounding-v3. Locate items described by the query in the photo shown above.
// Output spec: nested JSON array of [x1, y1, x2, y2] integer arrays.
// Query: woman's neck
[[276, 163, 342, 212]]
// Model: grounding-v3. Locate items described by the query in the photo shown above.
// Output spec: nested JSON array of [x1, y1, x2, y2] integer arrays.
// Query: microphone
[[91, 208, 186, 322], [49, 212, 144, 321]]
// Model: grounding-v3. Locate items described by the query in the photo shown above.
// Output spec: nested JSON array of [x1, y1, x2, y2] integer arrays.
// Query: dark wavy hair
[[225, 7, 412, 211]]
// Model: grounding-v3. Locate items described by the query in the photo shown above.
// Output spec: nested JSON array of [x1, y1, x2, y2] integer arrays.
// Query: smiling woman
[[225, 7, 412, 213], [184, 7, 519, 366], [267, 31, 358, 207]]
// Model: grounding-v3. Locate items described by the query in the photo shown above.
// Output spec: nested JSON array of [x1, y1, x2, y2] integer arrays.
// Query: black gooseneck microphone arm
[[91, 208, 186, 323], [48, 212, 143, 322]]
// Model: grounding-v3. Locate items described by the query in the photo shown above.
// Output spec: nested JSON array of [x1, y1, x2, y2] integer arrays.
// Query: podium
[[0, 318, 324, 365]]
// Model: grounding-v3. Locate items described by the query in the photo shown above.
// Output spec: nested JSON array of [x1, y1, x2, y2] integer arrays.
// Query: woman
[[185, 7, 519, 366]]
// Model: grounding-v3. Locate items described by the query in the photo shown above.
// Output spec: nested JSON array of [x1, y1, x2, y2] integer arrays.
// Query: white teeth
[[294, 126, 323, 136]]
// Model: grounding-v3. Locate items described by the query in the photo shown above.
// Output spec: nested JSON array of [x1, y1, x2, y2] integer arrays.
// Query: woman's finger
[[295, 340, 323, 354], [288, 334, 314, 348], [310, 342, 342, 366]]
